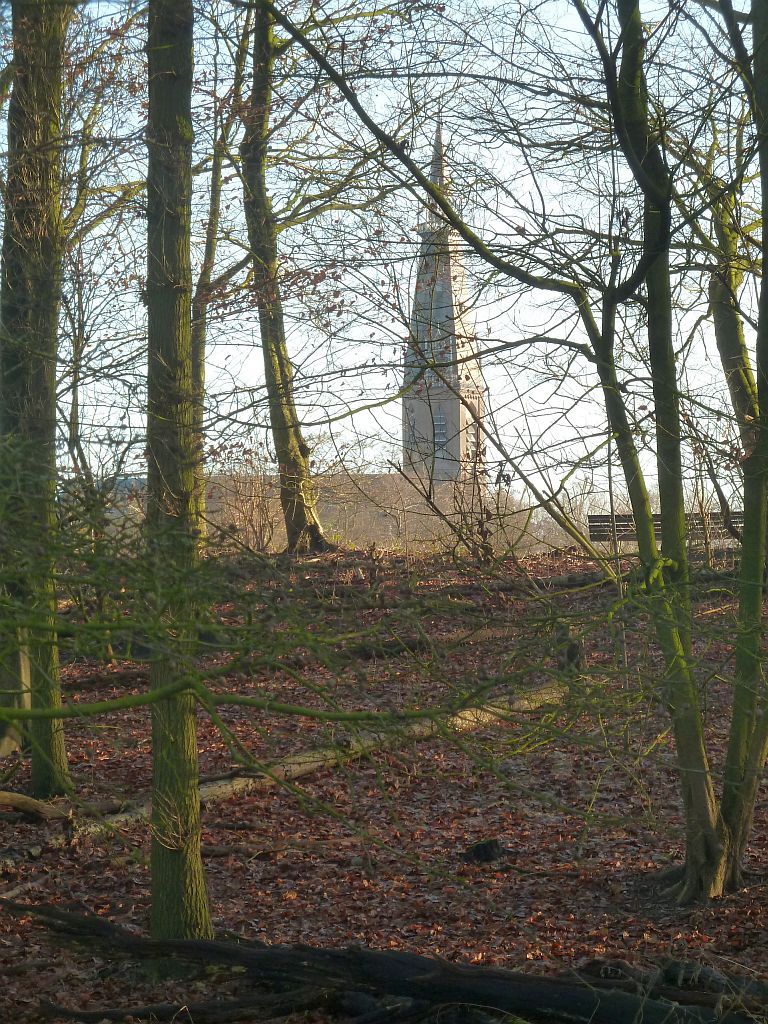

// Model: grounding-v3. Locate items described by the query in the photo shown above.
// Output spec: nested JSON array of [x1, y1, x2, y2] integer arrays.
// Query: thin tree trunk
[[0, 1, 72, 796], [718, 0, 768, 891], [646, 206, 722, 901], [63, 246, 116, 662], [709, 197, 758, 438], [191, 170, 219, 536], [145, 0, 213, 940], [240, 2, 327, 554], [191, 13, 253, 535], [611, 0, 721, 899], [705, 192, 762, 889]]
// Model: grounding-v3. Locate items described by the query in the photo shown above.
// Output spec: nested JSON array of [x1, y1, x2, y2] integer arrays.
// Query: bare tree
[[145, 0, 213, 939], [0, 0, 74, 796]]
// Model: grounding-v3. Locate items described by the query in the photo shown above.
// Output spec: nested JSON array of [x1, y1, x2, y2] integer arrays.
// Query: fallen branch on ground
[[83, 684, 564, 832], [0, 791, 70, 822], [1, 901, 757, 1024]]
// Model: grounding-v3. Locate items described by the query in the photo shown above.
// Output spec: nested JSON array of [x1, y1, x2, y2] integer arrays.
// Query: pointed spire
[[429, 119, 446, 190]]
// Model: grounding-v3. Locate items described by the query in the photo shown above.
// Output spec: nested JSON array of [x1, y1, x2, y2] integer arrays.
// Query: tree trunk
[[191, 152, 223, 536], [0, 1, 72, 796], [239, 2, 327, 554], [0, 637, 30, 757], [145, 0, 213, 940], [611, 0, 722, 899], [709, 196, 758, 438], [718, 0, 768, 892], [191, 196, 216, 537], [646, 210, 722, 901], [191, 14, 252, 537]]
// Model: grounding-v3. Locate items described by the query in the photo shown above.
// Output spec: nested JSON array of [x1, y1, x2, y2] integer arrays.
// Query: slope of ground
[[1, 550, 764, 1021]]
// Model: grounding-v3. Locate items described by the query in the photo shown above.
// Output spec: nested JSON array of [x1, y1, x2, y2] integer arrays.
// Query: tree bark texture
[[145, 0, 213, 940], [240, 2, 327, 554], [0, 0, 73, 796], [611, 0, 722, 899], [709, 193, 758, 439], [718, 0, 768, 892], [9, 905, 757, 1024]]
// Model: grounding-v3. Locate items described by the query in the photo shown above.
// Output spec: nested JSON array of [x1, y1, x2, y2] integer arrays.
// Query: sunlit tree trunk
[[146, 0, 213, 940], [645, 214, 722, 901], [191, 168, 219, 536], [240, 1, 327, 553], [609, 0, 722, 900], [0, 0, 72, 796], [611, 0, 768, 899], [191, 13, 252, 536], [709, 196, 758, 437], [718, 0, 768, 892]]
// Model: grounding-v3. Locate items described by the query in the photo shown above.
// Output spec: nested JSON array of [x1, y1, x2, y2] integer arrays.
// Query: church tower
[[402, 125, 486, 483]]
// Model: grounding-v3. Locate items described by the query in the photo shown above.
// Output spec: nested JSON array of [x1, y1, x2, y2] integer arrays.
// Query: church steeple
[[429, 119, 446, 190], [402, 126, 486, 483]]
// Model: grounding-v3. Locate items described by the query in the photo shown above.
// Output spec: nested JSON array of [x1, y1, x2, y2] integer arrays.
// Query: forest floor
[[2, 546, 767, 1022]]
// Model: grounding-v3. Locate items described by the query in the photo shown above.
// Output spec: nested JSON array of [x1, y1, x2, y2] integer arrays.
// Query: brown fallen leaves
[[1, 551, 766, 1022]]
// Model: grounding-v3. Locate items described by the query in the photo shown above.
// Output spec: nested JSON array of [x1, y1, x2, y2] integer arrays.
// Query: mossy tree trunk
[[593, 0, 722, 898], [145, 0, 213, 940], [239, 2, 327, 554], [709, 194, 758, 439], [605, 0, 768, 898], [717, 0, 768, 892], [0, 0, 72, 797]]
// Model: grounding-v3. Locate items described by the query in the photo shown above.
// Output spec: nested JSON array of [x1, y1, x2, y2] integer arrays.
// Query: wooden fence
[[587, 511, 743, 543]]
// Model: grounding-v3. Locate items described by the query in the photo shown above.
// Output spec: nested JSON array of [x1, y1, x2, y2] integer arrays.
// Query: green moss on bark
[[146, 0, 213, 940], [0, 1, 73, 797], [240, 3, 327, 554]]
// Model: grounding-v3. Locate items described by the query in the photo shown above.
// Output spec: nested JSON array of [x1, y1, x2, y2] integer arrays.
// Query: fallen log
[[575, 958, 768, 1008], [62, 665, 148, 690], [1, 902, 755, 1024], [81, 685, 563, 834], [0, 791, 70, 822]]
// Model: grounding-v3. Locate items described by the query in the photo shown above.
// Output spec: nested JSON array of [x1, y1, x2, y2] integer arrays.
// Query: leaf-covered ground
[[2, 550, 767, 1022]]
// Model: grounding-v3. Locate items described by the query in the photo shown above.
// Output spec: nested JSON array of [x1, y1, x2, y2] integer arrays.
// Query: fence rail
[[587, 511, 744, 543]]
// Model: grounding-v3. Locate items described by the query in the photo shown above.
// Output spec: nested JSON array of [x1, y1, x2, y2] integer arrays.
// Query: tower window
[[467, 421, 482, 462], [434, 406, 447, 447], [464, 399, 483, 463]]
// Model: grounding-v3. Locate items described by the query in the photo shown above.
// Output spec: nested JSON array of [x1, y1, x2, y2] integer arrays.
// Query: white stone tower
[[402, 125, 486, 483]]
